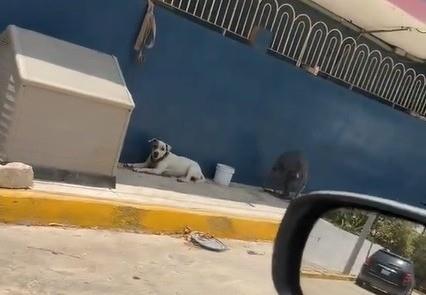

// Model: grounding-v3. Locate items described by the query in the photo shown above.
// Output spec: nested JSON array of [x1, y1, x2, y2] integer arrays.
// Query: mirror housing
[[272, 191, 426, 295]]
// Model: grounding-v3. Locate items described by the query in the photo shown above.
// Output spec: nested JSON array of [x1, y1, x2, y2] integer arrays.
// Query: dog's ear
[[166, 144, 172, 152], [148, 138, 158, 143]]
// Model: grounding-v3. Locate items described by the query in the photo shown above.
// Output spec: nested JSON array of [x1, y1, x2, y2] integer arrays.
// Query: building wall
[[1, 0, 425, 205], [303, 219, 382, 275]]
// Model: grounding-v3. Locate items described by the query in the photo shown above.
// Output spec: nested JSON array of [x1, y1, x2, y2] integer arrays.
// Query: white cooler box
[[0, 25, 135, 187]]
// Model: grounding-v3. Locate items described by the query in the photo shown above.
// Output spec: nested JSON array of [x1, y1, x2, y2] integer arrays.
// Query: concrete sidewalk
[[0, 168, 288, 241], [35, 168, 288, 221]]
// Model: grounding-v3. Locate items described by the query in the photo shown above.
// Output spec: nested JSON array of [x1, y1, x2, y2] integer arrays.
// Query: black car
[[356, 249, 415, 295]]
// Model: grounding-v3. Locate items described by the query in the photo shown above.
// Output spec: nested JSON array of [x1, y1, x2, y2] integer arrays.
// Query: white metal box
[[0, 25, 135, 186]]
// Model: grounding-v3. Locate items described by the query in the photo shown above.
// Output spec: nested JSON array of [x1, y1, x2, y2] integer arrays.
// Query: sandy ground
[[0, 224, 405, 295], [0, 224, 275, 295]]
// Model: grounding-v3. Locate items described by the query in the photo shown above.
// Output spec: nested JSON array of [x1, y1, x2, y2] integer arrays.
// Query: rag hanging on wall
[[134, 0, 157, 64]]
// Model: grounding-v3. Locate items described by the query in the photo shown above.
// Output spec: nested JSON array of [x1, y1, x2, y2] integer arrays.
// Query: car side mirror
[[272, 192, 426, 295]]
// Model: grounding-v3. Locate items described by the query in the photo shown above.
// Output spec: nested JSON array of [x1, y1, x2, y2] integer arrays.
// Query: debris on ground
[[27, 246, 81, 259], [189, 231, 227, 252], [181, 226, 193, 244], [183, 226, 192, 237], [180, 226, 228, 252], [48, 223, 67, 227], [247, 250, 266, 256]]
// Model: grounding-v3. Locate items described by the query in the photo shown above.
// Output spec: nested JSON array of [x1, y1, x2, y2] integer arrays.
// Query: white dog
[[124, 139, 205, 183]]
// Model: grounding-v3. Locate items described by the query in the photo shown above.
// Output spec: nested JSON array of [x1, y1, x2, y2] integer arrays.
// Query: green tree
[[323, 209, 368, 235], [370, 216, 416, 257], [411, 234, 426, 290], [324, 210, 416, 258]]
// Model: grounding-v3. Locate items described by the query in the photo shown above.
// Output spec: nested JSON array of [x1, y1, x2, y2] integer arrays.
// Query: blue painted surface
[[1, 0, 425, 205]]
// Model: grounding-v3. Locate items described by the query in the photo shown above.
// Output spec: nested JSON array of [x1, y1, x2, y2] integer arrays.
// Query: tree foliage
[[370, 216, 415, 257], [411, 234, 426, 290], [323, 209, 368, 235]]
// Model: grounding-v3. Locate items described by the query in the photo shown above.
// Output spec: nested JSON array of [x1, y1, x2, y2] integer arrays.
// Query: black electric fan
[[263, 151, 309, 200]]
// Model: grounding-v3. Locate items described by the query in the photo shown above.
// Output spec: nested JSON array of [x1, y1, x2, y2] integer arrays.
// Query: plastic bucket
[[213, 163, 235, 186]]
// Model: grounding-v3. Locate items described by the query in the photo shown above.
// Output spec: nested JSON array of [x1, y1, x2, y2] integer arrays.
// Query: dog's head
[[149, 138, 171, 161]]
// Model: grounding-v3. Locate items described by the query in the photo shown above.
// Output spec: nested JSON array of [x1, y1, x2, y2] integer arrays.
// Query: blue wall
[[1, 0, 425, 205]]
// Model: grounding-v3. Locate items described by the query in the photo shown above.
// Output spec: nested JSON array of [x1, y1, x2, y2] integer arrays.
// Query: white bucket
[[213, 163, 235, 186]]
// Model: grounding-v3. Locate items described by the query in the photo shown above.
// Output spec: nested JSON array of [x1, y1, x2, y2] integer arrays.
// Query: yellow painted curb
[[0, 189, 280, 241], [301, 271, 356, 281]]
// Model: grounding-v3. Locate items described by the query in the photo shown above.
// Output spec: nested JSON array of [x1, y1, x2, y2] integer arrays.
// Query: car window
[[372, 250, 413, 271]]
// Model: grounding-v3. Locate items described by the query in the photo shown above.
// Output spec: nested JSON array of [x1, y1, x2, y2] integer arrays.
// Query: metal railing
[[159, 0, 426, 117]]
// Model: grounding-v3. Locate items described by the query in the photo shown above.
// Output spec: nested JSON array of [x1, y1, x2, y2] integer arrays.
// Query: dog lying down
[[123, 139, 205, 183]]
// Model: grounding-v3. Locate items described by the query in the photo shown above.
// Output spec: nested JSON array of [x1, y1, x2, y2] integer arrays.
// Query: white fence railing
[[159, 0, 426, 117]]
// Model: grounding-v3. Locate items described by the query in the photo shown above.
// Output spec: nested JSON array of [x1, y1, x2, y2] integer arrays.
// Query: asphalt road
[[301, 278, 374, 295], [302, 278, 422, 295]]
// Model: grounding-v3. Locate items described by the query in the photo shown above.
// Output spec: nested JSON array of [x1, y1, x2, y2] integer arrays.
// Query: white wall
[[302, 219, 383, 275]]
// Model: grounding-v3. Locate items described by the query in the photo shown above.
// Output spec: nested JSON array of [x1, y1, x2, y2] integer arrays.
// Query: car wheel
[[355, 278, 364, 287]]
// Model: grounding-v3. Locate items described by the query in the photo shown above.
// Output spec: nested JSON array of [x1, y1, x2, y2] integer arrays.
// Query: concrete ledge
[[301, 271, 356, 281], [0, 189, 280, 241]]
